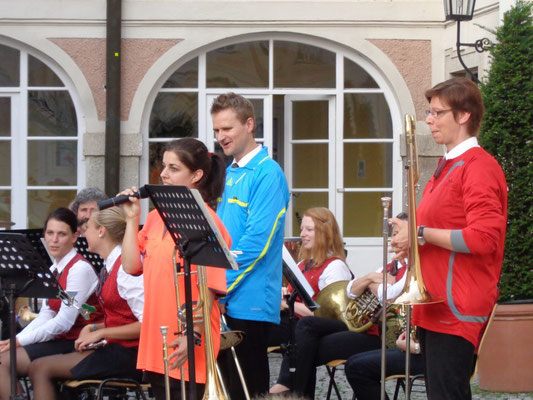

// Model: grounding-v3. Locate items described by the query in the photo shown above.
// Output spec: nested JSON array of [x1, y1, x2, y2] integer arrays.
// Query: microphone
[[98, 186, 149, 210]]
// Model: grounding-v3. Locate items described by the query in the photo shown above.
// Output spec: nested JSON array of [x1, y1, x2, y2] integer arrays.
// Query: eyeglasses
[[425, 109, 453, 118]]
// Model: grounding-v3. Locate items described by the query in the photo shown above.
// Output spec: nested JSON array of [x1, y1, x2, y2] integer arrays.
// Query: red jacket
[[412, 147, 507, 347]]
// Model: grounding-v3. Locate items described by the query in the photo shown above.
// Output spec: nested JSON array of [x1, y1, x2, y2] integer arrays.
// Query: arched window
[[146, 37, 400, 246], [0, 43, 80, 228]]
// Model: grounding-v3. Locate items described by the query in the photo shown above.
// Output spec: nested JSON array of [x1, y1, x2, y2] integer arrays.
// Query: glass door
[[283, 95, 335, 237]]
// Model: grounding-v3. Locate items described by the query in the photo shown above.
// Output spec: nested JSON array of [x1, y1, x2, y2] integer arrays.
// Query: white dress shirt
[[317, 259, 353, 291], [102, 245, 144, 321], [445, 136, 479, 160], [17, 248, 98, 346], [232, 144, 262, 168], [346, 260, 408, 304]]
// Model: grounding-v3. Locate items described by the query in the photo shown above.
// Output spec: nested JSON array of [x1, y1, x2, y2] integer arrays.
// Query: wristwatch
[[417, 226, 426, 246], [414, 342, 421, 354]]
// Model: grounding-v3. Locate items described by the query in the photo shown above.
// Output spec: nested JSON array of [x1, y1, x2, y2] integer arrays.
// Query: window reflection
[[207, 42, 268, 88], [28, 140, 77, 186], [29, 56, 63, 87], [344, 143, 392, 188], [293, 101, 328, 140], [0, 190, 11, 223], [0, 44, 20, 87], [28, 91, 77, 137], [274, 41, 335, 88], [163, 58, 198, 88], [148, 143, 164, 184], [343, 192, 393, 237], [150, 92, 198, 138], [293, 143, 328, 188], [0, 98, 10, 137], [344, 58, 379, 88], [344, 93, 392, 139], [28, 190, 76, 229], [0, 141, 11, 186]]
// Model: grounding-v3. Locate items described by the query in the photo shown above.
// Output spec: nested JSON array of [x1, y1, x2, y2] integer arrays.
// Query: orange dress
[[135, 206, 229, 383]]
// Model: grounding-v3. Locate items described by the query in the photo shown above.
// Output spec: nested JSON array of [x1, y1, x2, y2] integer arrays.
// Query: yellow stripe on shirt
[[227, 206, 287, 293]]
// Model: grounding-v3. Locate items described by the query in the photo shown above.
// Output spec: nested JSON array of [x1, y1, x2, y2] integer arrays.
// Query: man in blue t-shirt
[[213, 93, 289, 399]]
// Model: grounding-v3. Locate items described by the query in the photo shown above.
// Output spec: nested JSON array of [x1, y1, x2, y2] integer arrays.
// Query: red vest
[[299, 257, 340, 300], [48, 253, 103, 340], [99, 255, 139, 347]]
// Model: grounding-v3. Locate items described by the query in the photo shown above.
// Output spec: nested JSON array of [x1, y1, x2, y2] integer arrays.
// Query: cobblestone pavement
[[268, 352, 533, 400]]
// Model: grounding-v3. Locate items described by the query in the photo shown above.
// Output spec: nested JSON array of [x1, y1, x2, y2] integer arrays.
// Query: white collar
[[104, 245, 122, 272], [52, 248, 78, 274], [232, 144, 262, 168], [445, 137, 479, 160]]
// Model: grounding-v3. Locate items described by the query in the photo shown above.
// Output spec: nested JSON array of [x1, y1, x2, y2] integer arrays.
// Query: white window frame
[[283, 95, 336, 236], [0, 43, 85, 229]]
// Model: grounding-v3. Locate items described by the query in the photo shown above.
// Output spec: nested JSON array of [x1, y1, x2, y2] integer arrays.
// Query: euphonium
[[314, 281, 382, 332]]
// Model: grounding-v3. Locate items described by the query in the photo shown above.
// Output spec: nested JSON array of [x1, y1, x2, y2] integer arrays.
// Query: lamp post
[[443, 0, 491, 82]]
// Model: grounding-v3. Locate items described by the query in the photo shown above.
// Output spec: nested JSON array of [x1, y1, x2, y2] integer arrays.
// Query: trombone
[[392, 115, 443, 399]]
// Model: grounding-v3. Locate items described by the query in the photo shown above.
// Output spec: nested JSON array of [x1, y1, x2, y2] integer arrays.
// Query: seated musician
[[345, 308, 424, 400], [268, 207, 353, 347], [270, 213, 409, 399], [0, 208, 101, 399], [27, 207, 144, 400]]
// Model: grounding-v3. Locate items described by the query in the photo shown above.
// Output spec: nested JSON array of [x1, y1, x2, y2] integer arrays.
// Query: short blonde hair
[[298, 207, 345, 268], [91, 207, 126, 244]]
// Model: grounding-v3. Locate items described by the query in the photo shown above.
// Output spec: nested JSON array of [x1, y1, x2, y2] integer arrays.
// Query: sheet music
[[282, 245, 315, 299]]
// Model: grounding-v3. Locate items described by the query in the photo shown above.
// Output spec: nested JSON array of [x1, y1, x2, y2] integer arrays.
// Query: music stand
[[0, 233, 61, 400], [281, 245, 319, 390], [144, 184, 237, 399], [10, 228, 104, 273]]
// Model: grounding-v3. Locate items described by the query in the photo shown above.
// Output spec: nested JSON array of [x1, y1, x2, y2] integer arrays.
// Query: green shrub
[[479, 0, 533, 301]]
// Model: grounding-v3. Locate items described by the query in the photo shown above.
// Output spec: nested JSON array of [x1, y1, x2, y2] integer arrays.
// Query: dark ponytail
[[163, 138, 225, 209]]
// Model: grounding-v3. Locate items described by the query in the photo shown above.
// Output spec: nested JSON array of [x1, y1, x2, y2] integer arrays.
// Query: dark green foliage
[[479, 0, 533, 301]]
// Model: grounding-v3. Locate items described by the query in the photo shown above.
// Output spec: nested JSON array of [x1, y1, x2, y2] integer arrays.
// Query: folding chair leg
[[325, 366, 343, 400], [393, 377, 405, 400]]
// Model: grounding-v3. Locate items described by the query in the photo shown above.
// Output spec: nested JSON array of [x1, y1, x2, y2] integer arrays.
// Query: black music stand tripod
[[0, 233, 62, 400], [144, 184, 237, 400]]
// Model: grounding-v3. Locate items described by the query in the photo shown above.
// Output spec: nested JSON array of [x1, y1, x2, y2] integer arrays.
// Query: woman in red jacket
[[391, 78, 507, 400]]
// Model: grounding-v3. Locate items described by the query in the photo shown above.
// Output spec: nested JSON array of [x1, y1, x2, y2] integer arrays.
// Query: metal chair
[[60, 378, 151, 400]]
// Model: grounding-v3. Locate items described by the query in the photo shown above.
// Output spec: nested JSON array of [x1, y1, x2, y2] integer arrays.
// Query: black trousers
[[145, 371, 205, 400], [345, 348, 425, 400], [418, 328, 475, 400], [218, 315, 270, 400], [277, 316, 381, 399]]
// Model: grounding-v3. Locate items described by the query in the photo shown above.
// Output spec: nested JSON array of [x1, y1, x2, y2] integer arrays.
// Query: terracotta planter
[[477, 301, 533, 392]]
